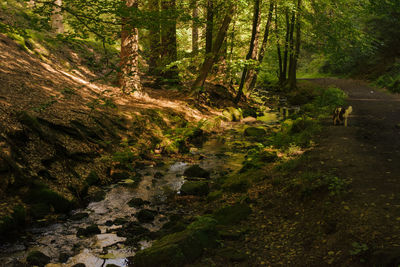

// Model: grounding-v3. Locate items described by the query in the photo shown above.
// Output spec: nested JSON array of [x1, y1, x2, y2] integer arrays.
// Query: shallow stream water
[[0, 107, 285, 267]]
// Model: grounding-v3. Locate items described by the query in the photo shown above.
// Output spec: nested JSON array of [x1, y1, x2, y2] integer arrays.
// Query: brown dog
[[333, 106, 352, 127]]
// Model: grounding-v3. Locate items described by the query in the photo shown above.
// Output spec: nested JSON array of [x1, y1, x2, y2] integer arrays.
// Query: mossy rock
[[207, 190, 222, 201], [76, 224, 101, 237], [183, 165, 210, 179], [180, 181, 209, 196], [136, 209, 157, 223], [221, 173, 250, 193], [260, 150, 278, 162], [26, 185, 73, 215], [222, 107, 243, 122], [127, 197, 150, 208], [243, 127, 266, 138], [212, 203, 252, 225], [26, 251, 50, 267], [132, 216, 218, 267], [85, 171, 100, 186], [70, 212, 89, 221], [242, 108, 258, 118]]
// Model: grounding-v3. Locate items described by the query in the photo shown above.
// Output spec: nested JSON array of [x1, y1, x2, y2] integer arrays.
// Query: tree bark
[[51, 0, 64, 34], [148, 0, 161, 75], [235, 0, 262, 103], [205, 0, 214, 55], [289, 0, 302, 89], [161, 0, 178, 81], [282, 8, 290, 81], [120, 0, 142, 94], [275, 2, 284, 84], [287, 6, 296, 84], [245, 1, 274, 96], [191, 0, 199, 55], [192, 5, 235, 90]]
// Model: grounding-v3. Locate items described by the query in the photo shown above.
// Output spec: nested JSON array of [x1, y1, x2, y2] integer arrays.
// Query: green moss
[[244, 127, 266, 138], [207, 190, 222, 201], [85, 171, 100, 186], [133, 216, 218, 267], [26, 183, 73, 216], [180, 181, 209, 196]]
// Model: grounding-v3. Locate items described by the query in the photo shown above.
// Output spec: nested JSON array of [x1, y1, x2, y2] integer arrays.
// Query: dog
[[333, 106, 352, 127]]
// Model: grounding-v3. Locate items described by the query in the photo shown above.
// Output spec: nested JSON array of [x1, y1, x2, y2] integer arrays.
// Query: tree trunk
[[245, 1, 274, 96], [289, 0, 302, 90], [282, 8, 290, 81], [205, 0, 214, 55], [287, 6, 296, 85], [51, 0, 64, 34], [120, 0, 142, 94], [192, 5, 235, 90], [227, 17, 236, 85], [235, 0, 262, 104], [191, 0, 199, 55], [148, 0, 161, 75], [275, 2, 283, 84], [161, 0, 178, 81]]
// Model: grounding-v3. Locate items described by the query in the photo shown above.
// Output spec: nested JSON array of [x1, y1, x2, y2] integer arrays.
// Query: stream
[[0, 130, 248, 267], [0, 97, 288, 266]]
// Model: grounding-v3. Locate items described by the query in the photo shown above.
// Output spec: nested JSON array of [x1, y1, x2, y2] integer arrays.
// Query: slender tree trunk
[[161, 0, 178, 81], [287, 6, 296, 84], [205, 0, 214, 55], [120, 0, 142, 94], [227, 18, 236, 85], [275, 2, 283, 84], [245, 1, 274, 96], [148, 0, 161, 75], [192, 5, 235, 90], [51, 0, 64, 34], [282, 8, 290, 81], [235, 0, 262, 103], [289, 0, 302, 89], [191, 0, 199, 55]]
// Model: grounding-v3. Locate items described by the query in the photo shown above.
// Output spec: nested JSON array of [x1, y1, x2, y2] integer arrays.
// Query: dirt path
[[308, 78, 400, 264]]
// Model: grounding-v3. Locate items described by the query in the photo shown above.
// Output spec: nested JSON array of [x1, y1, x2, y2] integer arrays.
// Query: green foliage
[[375, 63, 400, 93], [349, 242, 369, 256], [112, 149, 136, 165]]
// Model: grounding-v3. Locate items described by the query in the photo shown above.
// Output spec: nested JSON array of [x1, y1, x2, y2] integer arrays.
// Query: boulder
[[26, 251, 50, 267], [136, 209, 157, 223], [76, 224, 101, 237], [127, 198, 149, 208], [183, 165, 210, 179], [244, 127, 266, 138], [132, 216, 218, 267], [180, 181, 209, 196]]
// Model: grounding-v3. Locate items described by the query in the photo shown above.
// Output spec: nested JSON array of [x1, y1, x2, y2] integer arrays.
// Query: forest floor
[[203, 78, 400, 267]]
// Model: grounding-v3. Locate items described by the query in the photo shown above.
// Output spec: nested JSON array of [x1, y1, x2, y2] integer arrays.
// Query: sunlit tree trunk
[[51, 0, 64, 34], [235, 0, 262, 103], [245, 1, 274, 96], [289, 0, 302, 89], [120, 0, 142, 94], [161, 0, 178, 81], [191, 0, 199, 55], [148, 0, 161, 75], [192, 5, 235, 89], [205, 0, 214, 55]]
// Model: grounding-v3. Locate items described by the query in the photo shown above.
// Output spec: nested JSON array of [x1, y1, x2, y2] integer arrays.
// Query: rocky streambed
[[0, 130, 250, 267]]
